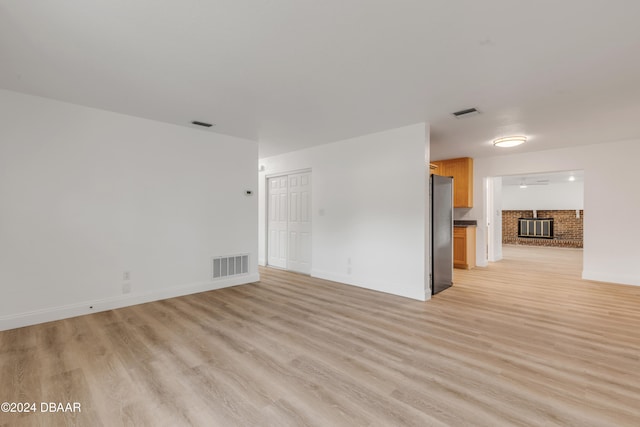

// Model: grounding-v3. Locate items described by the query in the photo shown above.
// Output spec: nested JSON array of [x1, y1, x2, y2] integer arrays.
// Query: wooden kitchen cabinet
[[430, 157, 473, 208], [454, 226, 476, 269]]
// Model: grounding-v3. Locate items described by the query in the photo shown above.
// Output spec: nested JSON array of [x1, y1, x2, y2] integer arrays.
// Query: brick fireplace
[[502, 210, 583, 248]]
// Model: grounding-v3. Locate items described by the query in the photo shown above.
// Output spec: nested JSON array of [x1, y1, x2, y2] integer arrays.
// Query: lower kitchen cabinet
[[454, 226, 476, 269]]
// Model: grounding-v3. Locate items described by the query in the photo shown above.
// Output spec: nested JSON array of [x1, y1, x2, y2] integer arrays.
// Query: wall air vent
[[191, 120, 214, 127], [213, 254, 249, 279], [452, 108, 480, 118]]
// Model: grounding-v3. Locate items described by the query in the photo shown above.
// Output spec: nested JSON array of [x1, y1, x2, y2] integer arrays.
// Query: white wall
[[259, 124, 430, 301], [0, 90, 259, 330], [455, 140, 640, 287], [502, 181, 584, 210]]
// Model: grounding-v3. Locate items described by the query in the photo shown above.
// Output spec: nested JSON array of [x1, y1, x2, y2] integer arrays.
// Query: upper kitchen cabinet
[[431, 157, 473, 208]]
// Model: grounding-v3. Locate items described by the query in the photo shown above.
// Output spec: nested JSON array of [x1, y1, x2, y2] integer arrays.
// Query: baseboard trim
[[0, 273, 260, 332], [582, 270, 640, 287], [310, 269, 427, 301]]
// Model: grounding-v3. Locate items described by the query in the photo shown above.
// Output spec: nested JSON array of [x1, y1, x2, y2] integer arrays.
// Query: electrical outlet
[[123, 271, 130, 281], [122, 283, 132, 294]]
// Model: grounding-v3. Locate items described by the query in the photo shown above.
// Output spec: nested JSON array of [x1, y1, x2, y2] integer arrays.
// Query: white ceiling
[[2, 1, 640, 159]]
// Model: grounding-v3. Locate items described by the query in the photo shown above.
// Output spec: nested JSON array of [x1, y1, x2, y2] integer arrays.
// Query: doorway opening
[[486, 170, 584, 265], [266, 170, 312, 274]]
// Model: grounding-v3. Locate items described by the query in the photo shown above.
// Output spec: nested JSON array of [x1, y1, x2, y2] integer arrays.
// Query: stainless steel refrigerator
[[430, 174, 453, 294]]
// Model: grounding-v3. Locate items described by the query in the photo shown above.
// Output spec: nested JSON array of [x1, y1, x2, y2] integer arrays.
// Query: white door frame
[[485, 176, 503, 263], [486, 177, 493, 262]]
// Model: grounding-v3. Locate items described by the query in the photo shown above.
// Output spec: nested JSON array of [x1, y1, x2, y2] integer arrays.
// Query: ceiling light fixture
[[519, 182, 528, 189], [569, 175, 576, 182], [493, 136, 527, 148]]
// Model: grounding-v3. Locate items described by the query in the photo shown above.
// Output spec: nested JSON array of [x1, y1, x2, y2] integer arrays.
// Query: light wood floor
[[2, 245, 640, 426]]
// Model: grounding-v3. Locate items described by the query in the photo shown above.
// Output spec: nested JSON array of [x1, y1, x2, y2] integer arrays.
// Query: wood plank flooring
[[2, 245, 640, 426]]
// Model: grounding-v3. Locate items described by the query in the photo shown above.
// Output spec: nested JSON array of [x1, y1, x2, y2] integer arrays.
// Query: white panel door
[[287, 172, 312, 274], [267, 176, 288, 269]]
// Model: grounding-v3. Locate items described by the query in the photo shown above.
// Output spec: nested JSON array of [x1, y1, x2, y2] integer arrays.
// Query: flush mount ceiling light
[[493, 136, 527, 148]]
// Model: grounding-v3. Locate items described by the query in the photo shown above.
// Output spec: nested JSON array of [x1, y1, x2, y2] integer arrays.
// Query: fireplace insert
[[518, 218, 554, 239]]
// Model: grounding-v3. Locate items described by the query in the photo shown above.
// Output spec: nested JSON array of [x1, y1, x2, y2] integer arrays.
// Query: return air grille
[[213, 254, 249, 279]]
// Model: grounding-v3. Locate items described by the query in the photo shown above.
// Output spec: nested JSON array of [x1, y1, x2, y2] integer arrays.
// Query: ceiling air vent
[[191, 120, 214, 128], [452, 108, 480, 119]]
